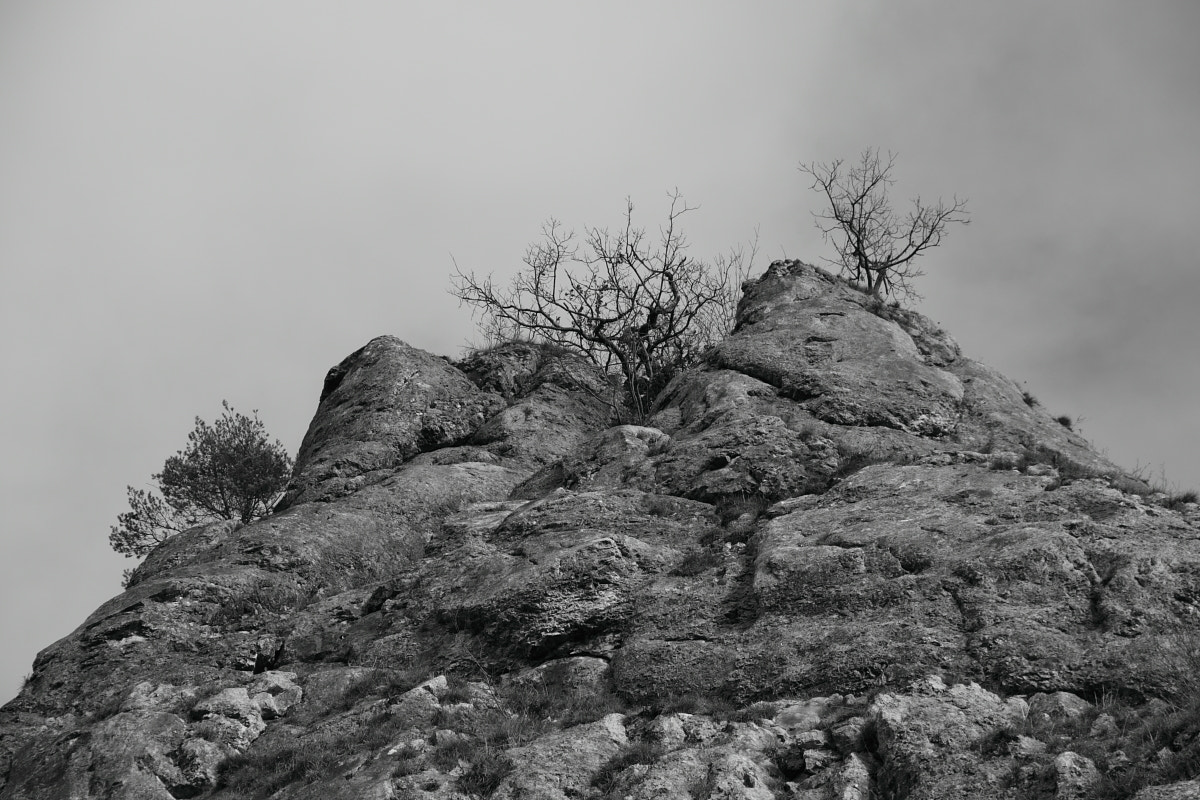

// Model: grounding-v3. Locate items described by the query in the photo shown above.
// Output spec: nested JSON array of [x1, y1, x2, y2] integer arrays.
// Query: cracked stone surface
[[3, 261, 1198, 799]]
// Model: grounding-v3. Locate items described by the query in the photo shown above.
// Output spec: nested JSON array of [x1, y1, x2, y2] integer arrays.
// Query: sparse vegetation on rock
[[6, 259, 1200, 800], [451, 192, 755, 420], [109, 401, 292, 560], [800, 148, 969, 300]]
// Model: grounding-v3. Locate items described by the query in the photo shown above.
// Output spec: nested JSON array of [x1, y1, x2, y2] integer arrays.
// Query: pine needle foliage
[[109, 401, 292, 559]]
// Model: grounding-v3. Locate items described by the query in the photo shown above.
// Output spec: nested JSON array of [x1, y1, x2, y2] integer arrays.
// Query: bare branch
[[450, 194, 759, 421], [799, 148, 968, 301]]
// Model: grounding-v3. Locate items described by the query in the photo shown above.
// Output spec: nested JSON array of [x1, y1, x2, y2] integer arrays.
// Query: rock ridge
[[2, 260, 1198, 799]]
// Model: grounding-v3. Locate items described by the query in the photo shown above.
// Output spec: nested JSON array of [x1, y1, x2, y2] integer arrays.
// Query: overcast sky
[[2, 2, 1197, 702]]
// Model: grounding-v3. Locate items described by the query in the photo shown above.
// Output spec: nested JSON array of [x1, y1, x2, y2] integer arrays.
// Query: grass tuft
[[457, 748, 515, 797], [591, 742, 666, 796], [1166, 491, 1199, 510], [670, 547, 724, 577]]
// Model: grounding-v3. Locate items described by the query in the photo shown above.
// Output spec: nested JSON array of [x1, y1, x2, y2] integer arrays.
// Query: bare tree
[[451, 191, 754, 420], [799, 148, 968, 300]]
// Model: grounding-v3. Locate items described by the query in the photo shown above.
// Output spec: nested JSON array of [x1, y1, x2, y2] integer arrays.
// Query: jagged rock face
[[280, 336, 508, 508], [4, 262, 1200, 799], [710, 265, 965, 434]]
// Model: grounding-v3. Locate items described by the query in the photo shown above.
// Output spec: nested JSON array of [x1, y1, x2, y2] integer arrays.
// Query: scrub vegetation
[[109, 401, 292, 564]]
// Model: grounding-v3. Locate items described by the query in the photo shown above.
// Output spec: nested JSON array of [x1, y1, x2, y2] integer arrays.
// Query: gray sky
[[2, 2, 1197, 702]]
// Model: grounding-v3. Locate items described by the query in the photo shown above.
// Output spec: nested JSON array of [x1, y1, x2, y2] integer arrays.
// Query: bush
[[109, 401, 292, 560]]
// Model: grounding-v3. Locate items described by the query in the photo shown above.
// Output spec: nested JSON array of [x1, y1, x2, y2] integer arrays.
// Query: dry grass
[[970, 637, 1200, 799], [591, 741, 667, 796]]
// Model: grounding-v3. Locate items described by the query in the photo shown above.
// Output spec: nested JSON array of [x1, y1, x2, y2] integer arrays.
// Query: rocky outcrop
[[3, 261, 1199, 799], [280, 336, 508, 508]]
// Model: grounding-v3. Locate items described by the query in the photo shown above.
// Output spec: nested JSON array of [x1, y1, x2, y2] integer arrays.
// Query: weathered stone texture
[[4, 261, 1199, 799]]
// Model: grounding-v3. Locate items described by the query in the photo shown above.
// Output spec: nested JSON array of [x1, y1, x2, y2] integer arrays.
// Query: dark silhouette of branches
[[451, 192, 754, 420], [799, 148, 968, 300]]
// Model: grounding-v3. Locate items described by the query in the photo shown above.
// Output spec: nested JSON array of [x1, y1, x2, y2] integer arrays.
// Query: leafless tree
[[451, 191, 754, 420], [799, 148, 968, 300]]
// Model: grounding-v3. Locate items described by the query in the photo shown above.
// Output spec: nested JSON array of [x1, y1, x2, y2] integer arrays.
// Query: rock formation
[[3, 260, 1199, 799]]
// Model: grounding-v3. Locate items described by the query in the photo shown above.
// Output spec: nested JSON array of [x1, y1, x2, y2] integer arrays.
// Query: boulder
[[1029, 691, 1093, 723], [280, 336, 505, 508], [869, 676, 1028, 799], [248, 671, 303, 719], [1053, 751, 1101, 799], [192, 687, 266, 749], [709, 261, 964, 434], [492, 713, 628, 800]]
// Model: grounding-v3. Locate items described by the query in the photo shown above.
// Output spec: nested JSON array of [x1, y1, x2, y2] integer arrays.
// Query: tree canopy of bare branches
[[799, 149, 968, 300], [451, 192, 754, 420]]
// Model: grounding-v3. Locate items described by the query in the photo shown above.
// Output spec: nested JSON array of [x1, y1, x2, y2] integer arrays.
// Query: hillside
[[2, 260, 1199, 800]]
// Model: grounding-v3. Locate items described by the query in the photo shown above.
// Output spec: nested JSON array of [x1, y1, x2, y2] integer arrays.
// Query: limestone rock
[[709, 260, 964, 434], [175, 737, 227, 790], [1011, 735, 1048, 757], [624, 749, 709, 800], [643, 712, 723, 750], [192, 687, 266, 749], [555, 424, 670, 490], [698, 752, 776, 800], [5, 261, 1200, 799], [459, 341, 613, 467], [1132, 779, 1200, 799], [119, 681, 198, 714], [247, 670, 302, 718], [1053, 751, 1100, 799], [829, 716, 868, 754], [1, 711, 189, 799], [1089, 713, 1119, 738], [775, 697, 838, 732], [492, 713, 628, 800], [281, 335, 506, 508], [829, 752, 874, 800], [502, 656, 612, 713], [385, 675, 447, 728], [1029, 690, 1093, 722], [869, 676, 1028, 799]]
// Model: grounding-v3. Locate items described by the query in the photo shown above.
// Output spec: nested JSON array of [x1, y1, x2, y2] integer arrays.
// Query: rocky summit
[[4, 260, 1200, 800]]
